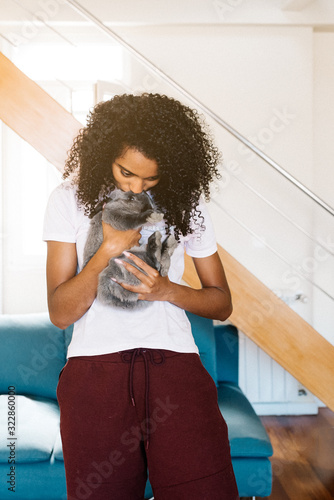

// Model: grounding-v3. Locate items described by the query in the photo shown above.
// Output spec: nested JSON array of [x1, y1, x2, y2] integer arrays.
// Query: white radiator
[[238, 332, 318, 415]]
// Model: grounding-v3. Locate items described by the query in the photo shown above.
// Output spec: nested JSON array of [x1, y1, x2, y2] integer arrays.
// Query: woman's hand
[[112, 251, 173, 302], [100, 221, 142, 257], [112, 250, 232, 321], [47, 224, 142, 330]]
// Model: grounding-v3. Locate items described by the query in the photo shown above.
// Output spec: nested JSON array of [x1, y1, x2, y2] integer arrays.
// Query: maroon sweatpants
[[57, 348, 239, 500]]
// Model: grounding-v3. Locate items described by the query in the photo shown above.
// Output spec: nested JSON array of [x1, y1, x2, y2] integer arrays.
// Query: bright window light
[[21, 141, 62, 256], [13, 44, 123, 82]]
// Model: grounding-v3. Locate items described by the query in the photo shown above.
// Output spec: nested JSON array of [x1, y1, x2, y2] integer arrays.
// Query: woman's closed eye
[[120, 169, 132, 177], [120, 168, 159, 182]]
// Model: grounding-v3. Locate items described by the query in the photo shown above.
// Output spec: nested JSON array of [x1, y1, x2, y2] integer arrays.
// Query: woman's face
[[112, 147, 160, 193]]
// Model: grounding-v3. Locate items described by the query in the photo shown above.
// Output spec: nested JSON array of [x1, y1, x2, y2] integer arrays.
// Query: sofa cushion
[[0, 395, 60, 463], [0, 313, 67, 400], [186, 312, 218, 385], [53, 430, 64, 461], [218, 383, 273, 458], [0, 461, 67, 500]]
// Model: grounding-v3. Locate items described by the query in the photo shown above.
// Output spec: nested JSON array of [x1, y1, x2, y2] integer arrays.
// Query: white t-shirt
[[43, 182, 217, 358]]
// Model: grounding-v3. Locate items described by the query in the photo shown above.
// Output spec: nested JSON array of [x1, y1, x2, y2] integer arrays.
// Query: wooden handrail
[[1, 51, 334, 411]]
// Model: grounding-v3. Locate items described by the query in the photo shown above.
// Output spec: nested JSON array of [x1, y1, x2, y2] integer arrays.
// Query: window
[[1, 42, 123, 313]]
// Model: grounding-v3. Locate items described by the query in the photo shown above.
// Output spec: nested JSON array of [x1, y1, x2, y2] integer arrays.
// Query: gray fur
[[83, 189, 177, 309]]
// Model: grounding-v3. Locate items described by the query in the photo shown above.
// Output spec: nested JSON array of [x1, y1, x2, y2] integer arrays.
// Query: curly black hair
[[63, 93, 221, 238]]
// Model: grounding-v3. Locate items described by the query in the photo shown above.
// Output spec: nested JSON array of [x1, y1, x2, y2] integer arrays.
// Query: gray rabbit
[[83, 189, 177, 309]]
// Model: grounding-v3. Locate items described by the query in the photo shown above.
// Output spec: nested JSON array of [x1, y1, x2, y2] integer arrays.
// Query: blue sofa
[[0, 313, 272, 499]]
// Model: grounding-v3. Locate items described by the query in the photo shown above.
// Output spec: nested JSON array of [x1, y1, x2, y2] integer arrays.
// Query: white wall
[[116, 24, 314, 186], [313, 32, 334, 208], [312, 32, 334, 341]]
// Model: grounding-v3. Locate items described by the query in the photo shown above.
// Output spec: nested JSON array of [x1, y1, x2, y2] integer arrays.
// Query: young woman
[[43, 93, 239, 500]]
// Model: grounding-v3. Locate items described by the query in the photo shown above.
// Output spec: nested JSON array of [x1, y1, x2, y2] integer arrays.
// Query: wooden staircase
[[1, 52, 333, 411]]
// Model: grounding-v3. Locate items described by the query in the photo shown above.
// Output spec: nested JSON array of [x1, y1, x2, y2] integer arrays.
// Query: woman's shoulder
[[48, 181, 81, 210], [46, 181, 88, 224], [43, 181, 88, 242]]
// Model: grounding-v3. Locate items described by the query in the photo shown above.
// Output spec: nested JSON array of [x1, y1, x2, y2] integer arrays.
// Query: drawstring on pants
[[120, 348, 165, 450]]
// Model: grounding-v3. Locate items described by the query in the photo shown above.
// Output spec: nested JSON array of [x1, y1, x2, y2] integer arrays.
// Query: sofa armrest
[[218, 382, 273, 458], [0, 313, 67, 400]]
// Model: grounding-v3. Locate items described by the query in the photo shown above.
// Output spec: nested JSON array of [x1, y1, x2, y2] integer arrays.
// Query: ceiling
[[0, 0, 333, 49]]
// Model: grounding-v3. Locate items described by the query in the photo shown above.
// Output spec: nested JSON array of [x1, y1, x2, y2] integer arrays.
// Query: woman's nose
[[129, 178, 145, 193]]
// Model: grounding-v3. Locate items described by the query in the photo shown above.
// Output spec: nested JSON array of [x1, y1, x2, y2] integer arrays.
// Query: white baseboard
[[252, 401, 318, 416]]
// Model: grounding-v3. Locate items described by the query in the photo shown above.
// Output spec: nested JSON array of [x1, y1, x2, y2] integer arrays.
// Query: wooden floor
[[252, 408, 334, 500]]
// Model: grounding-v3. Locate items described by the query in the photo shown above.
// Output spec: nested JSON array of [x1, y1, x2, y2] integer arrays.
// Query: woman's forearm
[[165, 252, 233, 321], [164, 281, 232, 322], [48, 242, 114, 329]]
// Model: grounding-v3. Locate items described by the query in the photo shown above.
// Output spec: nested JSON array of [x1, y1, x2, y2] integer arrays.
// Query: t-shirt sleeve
[[185, 200, 217, 258], [42, 183, 77, 243]]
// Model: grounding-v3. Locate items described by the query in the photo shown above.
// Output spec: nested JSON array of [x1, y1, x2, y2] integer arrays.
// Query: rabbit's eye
[[128, 195, 135, 201]]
